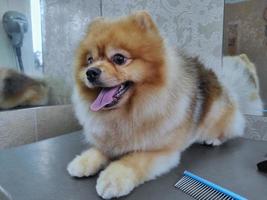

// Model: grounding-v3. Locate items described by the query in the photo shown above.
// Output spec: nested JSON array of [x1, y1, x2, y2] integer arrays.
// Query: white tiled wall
[[0, 105, 81, 149], [43, 0, 101, 105]]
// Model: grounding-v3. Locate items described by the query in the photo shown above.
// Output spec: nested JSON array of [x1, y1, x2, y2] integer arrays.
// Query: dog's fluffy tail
[[221, 54, 263, 116]]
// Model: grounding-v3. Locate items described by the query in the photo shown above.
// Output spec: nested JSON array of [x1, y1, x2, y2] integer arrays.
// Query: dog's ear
[[86, 17, 105, 33], [132, 11, 157, 31]]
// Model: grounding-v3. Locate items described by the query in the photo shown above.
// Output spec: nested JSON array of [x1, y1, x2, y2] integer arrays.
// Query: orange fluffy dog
[[67, 11, 261, 199]]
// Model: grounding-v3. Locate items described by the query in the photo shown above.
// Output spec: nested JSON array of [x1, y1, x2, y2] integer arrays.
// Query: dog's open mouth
[[90, 81, 133, 111]]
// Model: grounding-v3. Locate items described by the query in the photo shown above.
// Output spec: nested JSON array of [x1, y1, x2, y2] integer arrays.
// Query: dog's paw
[[203, 138, 222, 146], [96, 163, 137, 199], [67, 148, 108, 177]]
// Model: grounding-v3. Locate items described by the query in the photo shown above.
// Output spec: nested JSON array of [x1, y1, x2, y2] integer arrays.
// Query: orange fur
[[74, 12, 166, 107]]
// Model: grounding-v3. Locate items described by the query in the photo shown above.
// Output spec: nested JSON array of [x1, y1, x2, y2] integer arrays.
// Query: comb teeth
[[175, 176, 233, 200], [175, 171, 247, 200]]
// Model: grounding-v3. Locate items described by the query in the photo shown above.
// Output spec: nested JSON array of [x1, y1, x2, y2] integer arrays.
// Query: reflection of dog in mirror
[[223, 54, 263, 116], [0, 68, 49, 109], [68, 11, 263, 199]]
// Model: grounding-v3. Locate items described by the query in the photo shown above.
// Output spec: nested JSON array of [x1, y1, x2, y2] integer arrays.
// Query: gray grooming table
[[0, 131, 266, 200]]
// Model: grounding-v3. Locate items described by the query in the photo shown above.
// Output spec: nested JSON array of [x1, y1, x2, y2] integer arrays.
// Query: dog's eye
[[112, 54, 126, 65], [87, 56, 93, 64]]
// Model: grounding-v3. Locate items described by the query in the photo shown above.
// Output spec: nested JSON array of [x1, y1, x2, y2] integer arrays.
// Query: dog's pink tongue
[[90, 86, 120, 111]]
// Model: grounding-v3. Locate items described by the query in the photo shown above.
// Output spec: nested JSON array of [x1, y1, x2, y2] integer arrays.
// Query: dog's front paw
[[204, 138, 222, 146], [67, 148, 108, 177], [96, 162, 137, 199]]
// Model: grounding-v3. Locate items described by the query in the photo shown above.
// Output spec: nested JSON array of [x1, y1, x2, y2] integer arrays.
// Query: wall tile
[[0, 108, 36, 149], [42, 0, 101, 105], [36, 105, 81, 140]]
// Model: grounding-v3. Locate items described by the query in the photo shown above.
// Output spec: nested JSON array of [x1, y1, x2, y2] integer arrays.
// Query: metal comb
[[174, 171, 247, 200]]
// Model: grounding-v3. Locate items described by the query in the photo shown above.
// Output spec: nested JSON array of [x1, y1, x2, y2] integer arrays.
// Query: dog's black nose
[[86, 67, 101, 83]]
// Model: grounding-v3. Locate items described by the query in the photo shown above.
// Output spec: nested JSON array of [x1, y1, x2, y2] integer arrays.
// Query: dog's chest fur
[[73, 87, 193, 158], [82, 111, 184, 158]]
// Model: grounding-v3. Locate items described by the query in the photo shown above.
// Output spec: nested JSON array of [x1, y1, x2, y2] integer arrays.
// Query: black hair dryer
[[2, 11, 28, 72]]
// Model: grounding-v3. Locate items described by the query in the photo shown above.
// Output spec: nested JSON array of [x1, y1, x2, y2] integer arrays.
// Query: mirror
[[0, 0, 47, 110], [223, 0, 267, 116]]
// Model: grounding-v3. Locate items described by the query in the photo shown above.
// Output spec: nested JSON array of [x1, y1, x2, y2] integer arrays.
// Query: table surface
[[0, 131, 266, 200]]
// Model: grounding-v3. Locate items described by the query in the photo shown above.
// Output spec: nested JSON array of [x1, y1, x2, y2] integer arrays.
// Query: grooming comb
[[174, 171, 247, 200]]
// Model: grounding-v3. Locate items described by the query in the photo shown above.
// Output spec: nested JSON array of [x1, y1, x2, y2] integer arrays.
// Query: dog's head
[[75, 11, 166, 112]]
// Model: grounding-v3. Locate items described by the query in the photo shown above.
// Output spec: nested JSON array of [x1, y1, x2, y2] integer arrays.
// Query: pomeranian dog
[[0, 68, 49, 109], [67, 11, 262, 199]]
